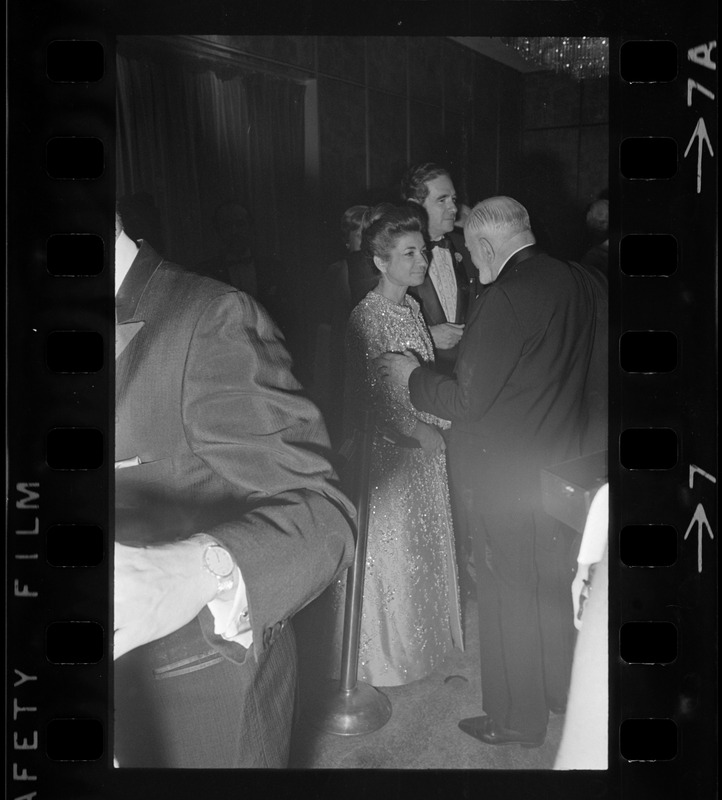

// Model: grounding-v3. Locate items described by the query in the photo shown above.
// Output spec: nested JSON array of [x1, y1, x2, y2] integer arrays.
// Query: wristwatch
[[193, 534, 236, 597]]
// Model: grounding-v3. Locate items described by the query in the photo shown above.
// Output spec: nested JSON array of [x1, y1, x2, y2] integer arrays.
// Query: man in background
[[401, 162, 479, 373], [401, 163, 480, 599], [114, 209, 354, 767]]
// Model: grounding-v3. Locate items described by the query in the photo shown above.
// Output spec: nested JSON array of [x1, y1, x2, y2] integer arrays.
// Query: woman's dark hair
[[360, 204, 425, 267]]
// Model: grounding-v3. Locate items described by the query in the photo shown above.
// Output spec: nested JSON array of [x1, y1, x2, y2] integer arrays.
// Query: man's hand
[[114, 540, 218, 660], [376, 350, 420, 387], [571, 562, 592, 631], [413, 421, 446, 455], [429, 323, 464, 350]]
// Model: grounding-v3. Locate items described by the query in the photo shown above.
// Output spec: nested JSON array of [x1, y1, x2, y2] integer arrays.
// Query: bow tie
[[430, 237, 450, 250]]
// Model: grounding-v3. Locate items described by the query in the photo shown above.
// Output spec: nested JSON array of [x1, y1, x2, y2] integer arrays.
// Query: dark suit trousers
[[114, 624, 297, 767], [450, 459, 576, 734]]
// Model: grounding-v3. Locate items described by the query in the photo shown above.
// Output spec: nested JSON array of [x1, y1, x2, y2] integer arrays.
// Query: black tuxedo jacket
[[408, 229, 478, 369], [409, 245, 604, 500], [408, 229, 478, 326]]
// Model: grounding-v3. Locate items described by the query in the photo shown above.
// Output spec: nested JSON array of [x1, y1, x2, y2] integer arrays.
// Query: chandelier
[[501, 37, 609, 80]]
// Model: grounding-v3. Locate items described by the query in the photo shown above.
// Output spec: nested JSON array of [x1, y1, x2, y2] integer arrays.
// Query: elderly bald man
[[377, 196, 604, 748]]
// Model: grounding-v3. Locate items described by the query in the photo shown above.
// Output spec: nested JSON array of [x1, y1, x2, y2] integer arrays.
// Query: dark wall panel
[[579, 125, 610, 202], [521, 127, 587, 259], [524, 72, 581, 129], [472, 56, 502, 123], [469, 125, 500, 203], [470, 62, 522, 204], [581, 76, 609, 125], [409, 100, 443, 168], [408, 38, 443, 104], [497, 67, 524, 200], [443, 40, 474, 113], [318, 77, 367, 209], [443, 111, 471, 203], [522, 128, 580, 200], [367, 37, 407, 95], [318, 36, 365, 83], [517, 62, 608, 261], [219, 35, 315, 70], [368, 89, 407, 198]]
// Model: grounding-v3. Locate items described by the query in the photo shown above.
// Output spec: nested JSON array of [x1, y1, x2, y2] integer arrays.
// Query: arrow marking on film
[[689, 464, 717, 489], [684, 503, 715, 573], [684, 117, 714, 193]]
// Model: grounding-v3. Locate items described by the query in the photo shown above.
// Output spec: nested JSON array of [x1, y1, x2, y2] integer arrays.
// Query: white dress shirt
[[427, 243, 458, 321]]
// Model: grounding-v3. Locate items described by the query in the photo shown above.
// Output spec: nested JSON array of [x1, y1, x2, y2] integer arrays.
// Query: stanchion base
[[308, 679, 392, 736]]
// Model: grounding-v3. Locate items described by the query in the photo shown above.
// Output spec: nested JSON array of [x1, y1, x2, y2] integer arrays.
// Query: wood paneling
[[368, 89, 407, 198], [318, 37, 365, 83], [318, 77, 367, 209], [367, 37, 407, 95], [578, 125, 610, 203], [524, 72, 581, 129], [216, 36, 315, 70], [409, 100, 444, 167], [408, 38, 443, 105], [443, 111, 471, 202], [581, 76, 609, 125], [443, 40, 474, 113], [469, 125, 500, 202]]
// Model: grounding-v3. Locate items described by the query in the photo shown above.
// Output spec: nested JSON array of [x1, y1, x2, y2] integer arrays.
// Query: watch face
[[206, 545, 234, 578]]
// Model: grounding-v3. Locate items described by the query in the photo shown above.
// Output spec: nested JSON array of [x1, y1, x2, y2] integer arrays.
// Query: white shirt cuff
[[577, 483, 609, 565], [207, 566, 253, 648]]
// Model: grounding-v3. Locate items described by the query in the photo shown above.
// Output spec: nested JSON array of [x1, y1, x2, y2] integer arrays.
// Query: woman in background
[[333, 204, 463, 686]]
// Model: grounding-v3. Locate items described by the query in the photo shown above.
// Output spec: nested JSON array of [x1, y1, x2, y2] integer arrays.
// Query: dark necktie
[[431, 237, 449, 251]]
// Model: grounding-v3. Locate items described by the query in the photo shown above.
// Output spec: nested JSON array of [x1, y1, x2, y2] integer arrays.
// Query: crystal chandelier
[[501, 37, 609, 80]]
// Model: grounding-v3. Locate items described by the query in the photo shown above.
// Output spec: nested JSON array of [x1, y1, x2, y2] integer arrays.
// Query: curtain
[[245, 73, 306, 272], [116, 49, 306, 273]]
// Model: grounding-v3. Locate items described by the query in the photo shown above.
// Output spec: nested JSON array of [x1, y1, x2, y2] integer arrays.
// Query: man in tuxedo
[[113, 211, 355, 767], [401, 162, 479, 372], [400, 164, 481, 599], [378, 197, 603, 747]]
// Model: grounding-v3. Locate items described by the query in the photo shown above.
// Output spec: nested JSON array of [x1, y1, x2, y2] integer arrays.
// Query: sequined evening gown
[[336, 290, 463, 686]]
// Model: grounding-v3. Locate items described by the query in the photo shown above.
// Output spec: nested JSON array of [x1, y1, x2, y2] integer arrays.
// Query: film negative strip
[[6, 1, 717, 799]]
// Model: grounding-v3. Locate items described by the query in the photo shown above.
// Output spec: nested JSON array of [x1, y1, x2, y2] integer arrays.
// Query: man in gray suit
[[114, 211, 355, 767]]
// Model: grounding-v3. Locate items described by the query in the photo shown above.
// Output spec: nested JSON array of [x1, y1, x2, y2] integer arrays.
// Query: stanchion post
[[310, 410, 392, 735]]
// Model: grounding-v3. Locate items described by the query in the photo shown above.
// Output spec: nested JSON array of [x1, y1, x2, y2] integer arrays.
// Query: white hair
[[464, 196, 531, 238]]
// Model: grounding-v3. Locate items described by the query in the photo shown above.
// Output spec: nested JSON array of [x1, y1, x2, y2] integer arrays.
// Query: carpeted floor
[[289, 598, 564, 769]]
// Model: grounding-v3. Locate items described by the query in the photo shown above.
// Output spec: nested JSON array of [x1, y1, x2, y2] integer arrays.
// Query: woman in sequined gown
[[335, 204, 463, 687]]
